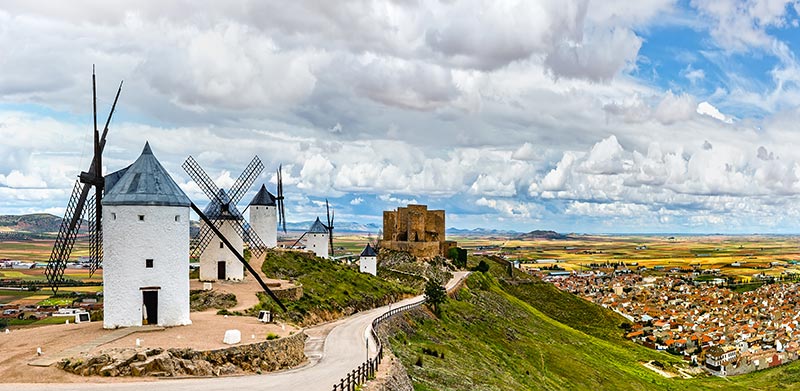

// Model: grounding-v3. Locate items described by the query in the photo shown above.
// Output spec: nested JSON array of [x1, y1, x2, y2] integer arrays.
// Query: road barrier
[[331, 299, 425, 391]]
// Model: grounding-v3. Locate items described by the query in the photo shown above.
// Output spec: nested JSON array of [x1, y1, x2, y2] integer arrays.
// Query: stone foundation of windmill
[[58, 331, 308, 377]]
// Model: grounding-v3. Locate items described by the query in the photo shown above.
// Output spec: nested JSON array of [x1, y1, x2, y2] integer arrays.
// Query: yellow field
[[456, 234, 800, 281]]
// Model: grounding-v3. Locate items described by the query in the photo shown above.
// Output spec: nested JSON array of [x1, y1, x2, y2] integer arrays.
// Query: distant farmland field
[[457, 234, 800, 281]]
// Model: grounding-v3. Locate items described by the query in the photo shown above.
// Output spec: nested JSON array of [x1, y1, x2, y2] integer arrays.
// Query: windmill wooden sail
[[45, 68, 122, 293]]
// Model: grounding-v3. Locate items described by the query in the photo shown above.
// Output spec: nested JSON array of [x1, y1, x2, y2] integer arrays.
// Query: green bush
[[471, 260, 490, 273], [266, 332, 280, 340]]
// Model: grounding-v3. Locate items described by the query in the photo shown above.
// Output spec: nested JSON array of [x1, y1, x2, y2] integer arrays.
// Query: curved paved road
[[1, 271, 470, 391]]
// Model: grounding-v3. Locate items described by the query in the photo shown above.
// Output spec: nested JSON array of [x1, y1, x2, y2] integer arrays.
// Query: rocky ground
[[0, 309, 298, 382], [58, 332, 307, 377]]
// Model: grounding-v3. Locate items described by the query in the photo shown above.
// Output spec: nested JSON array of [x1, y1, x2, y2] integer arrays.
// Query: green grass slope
[[253, 249, 417, 325], [385, 256, 800, 390]]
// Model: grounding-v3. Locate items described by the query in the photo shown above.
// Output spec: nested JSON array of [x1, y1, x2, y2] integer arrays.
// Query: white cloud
[[476, 197, 542, 219], [0, 170, 48, 188], [0, 1, 799, 233], [350, 197, 363, 205], [578, 135, 628, 175], [565, 201, 650, 217], [469, 174, 517, 197], [379, 194, 417, 205], [697, 101, 734, 123], [653, 91, 697, 124]]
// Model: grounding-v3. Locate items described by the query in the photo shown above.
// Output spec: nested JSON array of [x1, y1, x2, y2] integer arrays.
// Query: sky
[[2, 1, 800, 234]]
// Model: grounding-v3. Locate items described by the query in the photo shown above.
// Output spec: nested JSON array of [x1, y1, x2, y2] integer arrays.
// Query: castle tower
[[306, 217, 329, 259], [199, 189, 244, 282], [359, 243, 377, 276], [249, 184, 277, 248], [102, 142, 191, 328]]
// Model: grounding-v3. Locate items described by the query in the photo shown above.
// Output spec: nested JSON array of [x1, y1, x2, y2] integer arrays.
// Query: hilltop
[[0, 213, 63, 234], [383, 256, 800, 390], [251, 249, 418, 325], [516, 229, 568, 240]]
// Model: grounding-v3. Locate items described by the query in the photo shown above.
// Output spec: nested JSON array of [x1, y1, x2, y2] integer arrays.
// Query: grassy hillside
[[252, 249, 417, 325], [385, 256, 800, 390]]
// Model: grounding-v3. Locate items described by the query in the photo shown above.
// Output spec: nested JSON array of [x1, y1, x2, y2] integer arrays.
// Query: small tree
[[447, 247, 468, 269], [424, 278, 447, 315], [472, 260, 490, 273]]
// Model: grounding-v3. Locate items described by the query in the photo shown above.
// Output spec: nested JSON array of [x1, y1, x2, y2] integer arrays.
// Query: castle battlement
[[380, 204, 456, 258]]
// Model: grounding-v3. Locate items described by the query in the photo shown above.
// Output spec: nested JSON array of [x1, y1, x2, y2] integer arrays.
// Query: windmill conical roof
[[103, 142, 190, 207], [360, 243, 377, 257], [249, 184, 277, 206], [203, 188, 243, 221], [308, 217, 328, 233]]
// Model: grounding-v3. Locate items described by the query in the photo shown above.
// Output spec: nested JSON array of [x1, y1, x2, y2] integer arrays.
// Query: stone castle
[[380, 204, 456, 258]]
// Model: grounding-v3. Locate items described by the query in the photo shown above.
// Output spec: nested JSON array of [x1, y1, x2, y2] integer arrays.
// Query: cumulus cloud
[[2, 1, 800, 233], [476, 197, 542, 219], [697, 101, 734, 123], [379, 194, 417, 205]]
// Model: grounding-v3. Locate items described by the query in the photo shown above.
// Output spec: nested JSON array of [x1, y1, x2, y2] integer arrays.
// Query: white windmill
[[102, 142, 192, 328], [248, 166, 287, 249]]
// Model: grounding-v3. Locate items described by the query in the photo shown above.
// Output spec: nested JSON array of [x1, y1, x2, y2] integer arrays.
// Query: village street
[[0, 271, 469, 391]]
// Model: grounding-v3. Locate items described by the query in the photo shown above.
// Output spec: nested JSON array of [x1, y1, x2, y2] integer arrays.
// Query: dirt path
[[189, 254, 297, 312]]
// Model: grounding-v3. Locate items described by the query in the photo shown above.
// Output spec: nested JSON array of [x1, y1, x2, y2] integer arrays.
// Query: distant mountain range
[[0, 213, 561, 238], [282, 221, 382, 233], [446, 227, 521, 236], [0, 213, 64, 234]]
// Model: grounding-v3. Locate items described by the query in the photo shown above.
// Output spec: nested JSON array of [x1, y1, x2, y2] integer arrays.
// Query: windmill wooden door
[[217, 261, 226, 280], [142, 290, 158, 325]]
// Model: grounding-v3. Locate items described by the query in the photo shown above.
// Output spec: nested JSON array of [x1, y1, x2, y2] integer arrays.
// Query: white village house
[[359, 243, 377, 276], [102, 142, 192, 328], [198, 189, 244, 282], [249, 184, 278, 249]]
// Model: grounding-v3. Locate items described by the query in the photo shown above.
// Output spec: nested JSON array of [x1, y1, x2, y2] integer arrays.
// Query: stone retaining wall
[[58, 332, 307, 377], [273, 284, 303, 301], [362, 350, 413, 391]]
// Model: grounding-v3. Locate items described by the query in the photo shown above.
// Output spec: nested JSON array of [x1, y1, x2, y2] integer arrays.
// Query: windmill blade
[[277, 165, 287, 233], [100, 80, 123, 143], [191, 202, 286, 311], [45, 180, 88, 294], [227, 156, 263, 206], [329, 208, 335, 257], [191, 197, 230, 258], [291, 232, 307, 249], [87, 194, 103, 277], [325, 199, 331, 228], [226, 215, 268, 259], [182, 156, 225, 205], [191, 223, 216, 259]]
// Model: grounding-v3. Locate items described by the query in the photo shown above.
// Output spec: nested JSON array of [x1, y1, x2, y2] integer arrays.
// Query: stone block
[[223, 329, 241, 345]]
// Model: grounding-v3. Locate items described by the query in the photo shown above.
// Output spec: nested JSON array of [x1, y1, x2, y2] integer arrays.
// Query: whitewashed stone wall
[[250, 205, 277, 248], [360, 256, 377, 276], [199, 220, 244, 281], [103, 205, 191, 328], [307, 232, 329, 259]]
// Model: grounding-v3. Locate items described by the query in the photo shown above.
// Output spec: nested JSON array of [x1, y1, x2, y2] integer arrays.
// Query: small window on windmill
[[146, 259, 154, 268], [111, 212, 116, 220], [220, 242, 224, 249], [138, 215, 145, 221], [174, 215, 180, 222]]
